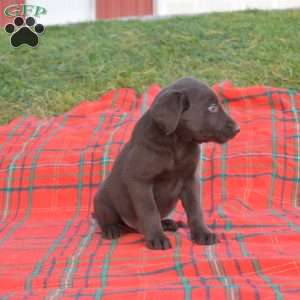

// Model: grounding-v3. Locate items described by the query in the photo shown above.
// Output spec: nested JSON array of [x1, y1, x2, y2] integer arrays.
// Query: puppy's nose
[[233, 124, 240, 134], [226, 121, 240, 134]]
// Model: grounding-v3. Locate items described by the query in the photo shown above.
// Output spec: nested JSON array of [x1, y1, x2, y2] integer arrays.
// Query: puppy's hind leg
[[93, 194, 125, 240]]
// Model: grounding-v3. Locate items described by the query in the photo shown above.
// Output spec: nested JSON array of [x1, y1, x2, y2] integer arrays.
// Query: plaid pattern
[[0, 82, 299, 299]]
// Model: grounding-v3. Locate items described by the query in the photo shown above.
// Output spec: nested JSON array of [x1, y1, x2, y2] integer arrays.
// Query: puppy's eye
[[208, 104, 219, 113]]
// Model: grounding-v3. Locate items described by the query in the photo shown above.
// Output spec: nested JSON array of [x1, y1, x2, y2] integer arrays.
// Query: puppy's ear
[[149, 88, 188, 135]]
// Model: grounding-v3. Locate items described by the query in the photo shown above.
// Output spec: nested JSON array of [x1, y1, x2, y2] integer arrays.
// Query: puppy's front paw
[[101, 224, 122, 240], [146, 233, 172, 250], [191, 229, 220, 245]]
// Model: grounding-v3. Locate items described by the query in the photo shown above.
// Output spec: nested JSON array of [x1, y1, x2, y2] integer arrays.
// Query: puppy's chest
[[174, 143, 197, 161], [169, 143, 199, 171]]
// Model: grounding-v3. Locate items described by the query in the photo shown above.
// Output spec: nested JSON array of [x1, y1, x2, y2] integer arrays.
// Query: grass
[[0, 10, 299, 125]]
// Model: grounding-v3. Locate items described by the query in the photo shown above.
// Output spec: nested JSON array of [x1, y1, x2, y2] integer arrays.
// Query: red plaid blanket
[[0, 82, 299, 299]]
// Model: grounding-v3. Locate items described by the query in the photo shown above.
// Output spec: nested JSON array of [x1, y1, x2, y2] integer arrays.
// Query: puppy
[[93, 77, 240, 250]]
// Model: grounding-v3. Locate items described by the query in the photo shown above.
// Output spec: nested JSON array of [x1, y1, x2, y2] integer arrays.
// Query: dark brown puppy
[[93, 77, 240, 250]]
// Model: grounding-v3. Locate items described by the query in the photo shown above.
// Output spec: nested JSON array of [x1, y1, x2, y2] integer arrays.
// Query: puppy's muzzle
[[225, 121, 240, 137], [217, 121, 240, 143]]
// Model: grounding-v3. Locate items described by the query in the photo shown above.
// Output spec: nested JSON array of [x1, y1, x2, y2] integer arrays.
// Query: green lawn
[[0, 10, 299, 125]]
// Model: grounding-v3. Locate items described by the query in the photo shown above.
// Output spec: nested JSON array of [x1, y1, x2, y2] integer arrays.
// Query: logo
[[4, 4, 47, 18], [3, 4, 47, 48]]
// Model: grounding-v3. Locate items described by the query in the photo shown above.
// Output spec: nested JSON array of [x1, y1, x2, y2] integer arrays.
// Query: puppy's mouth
[[215, 130, 239, 144], [192, 135, 211, 144], [193, 130, 239, 144]]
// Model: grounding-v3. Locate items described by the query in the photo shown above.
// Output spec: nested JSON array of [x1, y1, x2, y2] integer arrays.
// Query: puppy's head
[[149, 77, 240, 144]]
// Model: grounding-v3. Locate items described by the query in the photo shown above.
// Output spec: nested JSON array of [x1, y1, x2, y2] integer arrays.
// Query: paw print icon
[[5, 16, 45, 48]]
